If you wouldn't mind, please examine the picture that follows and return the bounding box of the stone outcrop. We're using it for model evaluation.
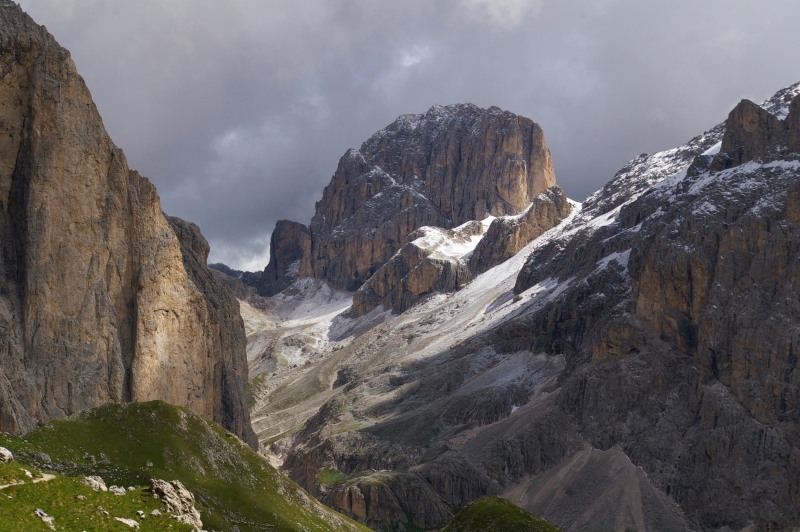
[0,5,255,447]
[259,220,312,296]
[323,472,453,532]
[34,509,56,530]
[711,97,800,170]
[260,103,556,293]
[150,478,203,530]
[469,186,572,275]
[349,186,572,317]
[351,222,483,316]
[81,476,108,492]
[0,447,12,463]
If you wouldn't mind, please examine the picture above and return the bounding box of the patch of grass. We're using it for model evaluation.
[0,467,194,532]
[262,426,300,445]
[0,461,41,485]
[440,497,563,532]
[0,401,371,532]
[246,371,271,408]
[318,468,347,485]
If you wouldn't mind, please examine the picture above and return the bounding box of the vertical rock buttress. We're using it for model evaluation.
[0,4,256,447]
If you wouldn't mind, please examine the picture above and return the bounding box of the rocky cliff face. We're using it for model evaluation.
[469,185,572,275]
[0,5,255,447]
[510,89,800,530]
[260,104,556,293]
[350,222,483,316]
[350,185,572,317]
[253,82,800,532]
[259,220,312,296]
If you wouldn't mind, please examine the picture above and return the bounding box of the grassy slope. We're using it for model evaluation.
[440,497,563,532]
[0,460,195,531]
[0,401,371,532]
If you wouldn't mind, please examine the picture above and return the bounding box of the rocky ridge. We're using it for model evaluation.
[0,4,255,447]
[248,82,800,531]
[350,185,572,317]
[350,220,486,317]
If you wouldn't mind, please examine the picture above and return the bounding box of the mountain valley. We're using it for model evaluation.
[1,2,799,531]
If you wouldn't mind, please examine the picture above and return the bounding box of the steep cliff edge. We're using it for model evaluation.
[0,4,255,447]
[259,220,312,296]
[260,104,556,294]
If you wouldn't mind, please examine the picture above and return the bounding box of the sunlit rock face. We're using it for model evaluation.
[0,5,256,448]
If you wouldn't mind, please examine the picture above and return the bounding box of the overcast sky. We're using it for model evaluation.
[17,0,800,271]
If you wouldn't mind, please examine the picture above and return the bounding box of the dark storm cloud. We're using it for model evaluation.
[17,0,800,270]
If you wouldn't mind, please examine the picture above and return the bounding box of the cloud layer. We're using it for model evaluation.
[17,0,800,270]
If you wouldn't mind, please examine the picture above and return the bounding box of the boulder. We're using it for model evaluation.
[34,509,55,530]
[150,478,203,530]
[81,476,108,492]
[114,517,139,529]
[0,447,12,463]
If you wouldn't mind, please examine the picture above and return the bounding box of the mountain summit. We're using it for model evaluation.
[260,103,557,294]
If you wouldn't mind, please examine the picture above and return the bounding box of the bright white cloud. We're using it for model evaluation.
[400,44,432,67]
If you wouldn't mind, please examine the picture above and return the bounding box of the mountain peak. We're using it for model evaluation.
[261,104,556,293]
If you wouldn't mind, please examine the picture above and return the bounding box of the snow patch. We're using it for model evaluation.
[594,249,631,273]
[702,141,722,156]
[285,260,301,277]
[411,225,485,261]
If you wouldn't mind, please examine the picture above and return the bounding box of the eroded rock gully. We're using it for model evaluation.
[0,5,255,447]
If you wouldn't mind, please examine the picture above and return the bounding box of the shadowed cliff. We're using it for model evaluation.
[0,4,256,448]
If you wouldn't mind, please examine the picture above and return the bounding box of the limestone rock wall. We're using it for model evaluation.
[711,97,800,170]
[261,103,556,293]
[259,220,312,296]
[270,85,800,531]
[508,92,800,529]
[166,217,257,448]
[0,4,255,447]
[349,186,572,317]
[351,223,482,316]
[469,186,572,275]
